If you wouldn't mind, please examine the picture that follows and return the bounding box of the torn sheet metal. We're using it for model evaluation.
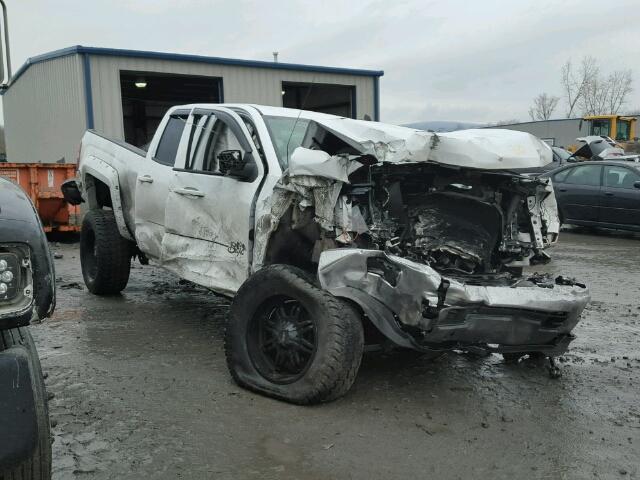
[269,175,343,231]
[303,118,553,169]
[318,248,590,349]
[288,147,361,183]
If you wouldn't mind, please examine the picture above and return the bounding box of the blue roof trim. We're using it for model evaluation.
[5,45,384,90]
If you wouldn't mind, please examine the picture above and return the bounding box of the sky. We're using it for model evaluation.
[3,0,640,124]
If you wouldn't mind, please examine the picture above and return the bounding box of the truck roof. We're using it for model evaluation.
[164,103,554,170]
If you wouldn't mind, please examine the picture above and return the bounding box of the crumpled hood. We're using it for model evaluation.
[307,117,553,169]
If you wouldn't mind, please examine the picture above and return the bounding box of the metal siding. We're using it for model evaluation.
[496,119,588,148]
[89,55,376,141]
[3,54,86,163]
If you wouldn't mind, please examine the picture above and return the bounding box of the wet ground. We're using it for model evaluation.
[32,228,640,479]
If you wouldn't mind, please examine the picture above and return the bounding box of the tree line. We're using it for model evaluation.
[528,57,633,121]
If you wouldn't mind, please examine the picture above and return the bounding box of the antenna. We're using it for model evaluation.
[0,0,11,87]
[285,77,316,161]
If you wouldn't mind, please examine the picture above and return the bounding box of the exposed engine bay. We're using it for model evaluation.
[259,118,588,356]
[339,163,558,278]
[264,121,559,284]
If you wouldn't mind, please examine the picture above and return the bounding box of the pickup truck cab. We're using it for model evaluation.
[64,104,590,404]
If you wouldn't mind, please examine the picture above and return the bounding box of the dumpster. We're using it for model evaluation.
[0,163,80,232]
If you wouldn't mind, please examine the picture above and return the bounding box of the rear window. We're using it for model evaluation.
[155,116,188,166]
[605,165,640,189]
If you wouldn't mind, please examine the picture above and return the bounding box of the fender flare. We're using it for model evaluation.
[326,286,437,352]
[81,158,134,241]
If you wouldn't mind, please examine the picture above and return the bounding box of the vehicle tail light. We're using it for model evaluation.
[0,253,20,300]
[0,246,33,316]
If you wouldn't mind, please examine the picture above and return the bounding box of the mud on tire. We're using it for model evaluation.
[80,209,132,295]
[224,265,364,405]
[0,327,51,480]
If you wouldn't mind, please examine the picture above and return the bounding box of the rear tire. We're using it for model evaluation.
[0,327,51,480]
[225,265,364,405]
[80,209,132,295]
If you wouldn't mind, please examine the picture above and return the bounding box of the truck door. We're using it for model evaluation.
[162,107,264,295]
[600,164,640,226]
[134,109,191,260]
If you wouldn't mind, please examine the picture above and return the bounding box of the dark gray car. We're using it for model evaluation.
[543,160,640,231]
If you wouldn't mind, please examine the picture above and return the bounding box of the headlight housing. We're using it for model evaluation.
[0,244,34,317]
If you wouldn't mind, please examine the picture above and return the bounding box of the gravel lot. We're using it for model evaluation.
[32,228,640,479]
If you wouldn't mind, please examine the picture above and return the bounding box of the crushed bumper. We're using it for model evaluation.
[318,249,590,354]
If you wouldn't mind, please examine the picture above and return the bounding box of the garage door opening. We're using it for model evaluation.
[282,82,355,118]
[120,71,222,148]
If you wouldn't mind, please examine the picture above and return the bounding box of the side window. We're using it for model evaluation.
[553,168,571,183]
[564,165,602,186]
[605,166,640,189]
[186,114,250,174]
[155,115,188,166]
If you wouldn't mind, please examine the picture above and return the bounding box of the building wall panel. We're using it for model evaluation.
[89,55,376,140]
[3,55,86,163]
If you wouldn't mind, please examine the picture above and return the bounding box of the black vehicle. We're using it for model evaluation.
[0,177,55,479]
[543,160,640,231]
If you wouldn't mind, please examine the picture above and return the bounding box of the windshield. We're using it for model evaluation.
[264,116,310,170]
[552,147,572,161]
[590,119,611,137]
[616,120,631,141]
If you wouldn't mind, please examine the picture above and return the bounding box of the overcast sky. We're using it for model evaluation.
[4,0,640,124]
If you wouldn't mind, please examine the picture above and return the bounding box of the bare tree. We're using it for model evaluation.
[606,70,633,114]
[561,57,598,117]
[528,93,560,121]
[579,68,633,115]
[561,57,633,116]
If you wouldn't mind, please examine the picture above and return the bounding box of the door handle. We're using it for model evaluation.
[138,175,154,184]
[173,187,205,198]
[558,188,567,192]
[604,191,614,196]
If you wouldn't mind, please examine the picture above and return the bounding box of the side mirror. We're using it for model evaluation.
[217,150,245,173]
[634,181,640,189]
[217,150,257,181]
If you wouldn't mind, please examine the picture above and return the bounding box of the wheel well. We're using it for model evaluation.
[85,174,113,209]
[337,297,385,346]
[262,206,318,273]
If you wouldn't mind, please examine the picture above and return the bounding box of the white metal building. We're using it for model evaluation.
[1,46,383,163]
[491,116,640,148]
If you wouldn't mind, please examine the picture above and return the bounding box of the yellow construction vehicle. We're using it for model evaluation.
[583,115,636,141]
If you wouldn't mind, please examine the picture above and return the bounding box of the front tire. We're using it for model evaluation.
[0,328,51,480]
[225,265,364,405]
[80,209,132,295]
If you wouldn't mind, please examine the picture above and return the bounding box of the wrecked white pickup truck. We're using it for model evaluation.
[63,104,590,404]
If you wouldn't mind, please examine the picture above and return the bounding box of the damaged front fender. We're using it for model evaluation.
[318,249,590,354]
